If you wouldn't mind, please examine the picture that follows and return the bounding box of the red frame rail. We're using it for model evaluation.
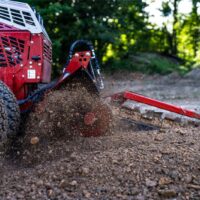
[113,91,200,120]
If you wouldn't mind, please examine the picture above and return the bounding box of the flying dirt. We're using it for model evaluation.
[15,85,113,166]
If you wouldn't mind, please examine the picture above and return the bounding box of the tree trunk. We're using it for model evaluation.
[191,0,199,57]
[172,0,178,55]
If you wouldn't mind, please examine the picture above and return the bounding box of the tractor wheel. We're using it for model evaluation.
[0,98,8,144]
[0,81,20,137]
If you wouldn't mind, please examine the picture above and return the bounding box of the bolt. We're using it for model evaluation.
[75,53,79,57]
[86,52,90,56]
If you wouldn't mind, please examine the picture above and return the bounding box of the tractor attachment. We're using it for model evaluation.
[17,40,104,112]
[109,91,200,126]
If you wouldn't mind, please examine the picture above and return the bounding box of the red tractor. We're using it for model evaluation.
[0,0,106,143]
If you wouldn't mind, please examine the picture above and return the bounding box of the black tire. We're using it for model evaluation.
[0,98,8,144]
[0,81,20,137]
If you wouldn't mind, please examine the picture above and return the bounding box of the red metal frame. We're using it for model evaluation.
[64,51,91,73]
[0,22,92,114]
[0,24,52,100]
[18,50,92,112]
[56,51,91,87]
[111,91,200,120]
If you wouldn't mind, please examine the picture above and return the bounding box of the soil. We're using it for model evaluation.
[1,71,200,200]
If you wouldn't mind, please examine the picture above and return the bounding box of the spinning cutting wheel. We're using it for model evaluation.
[70,101,112,137]
[60,83,112,137]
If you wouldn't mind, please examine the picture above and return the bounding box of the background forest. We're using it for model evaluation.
[18,0,200,75]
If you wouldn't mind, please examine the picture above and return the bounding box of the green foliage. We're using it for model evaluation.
[104,53,180,75]
[14,0,200,75]
[146,55,179,75]
[160,2,172,17]
[18,0,122,76]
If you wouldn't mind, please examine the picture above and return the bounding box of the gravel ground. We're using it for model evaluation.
[1,71,200,200]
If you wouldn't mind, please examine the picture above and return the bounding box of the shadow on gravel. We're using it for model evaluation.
[119,118,160,132]
[1,116,159,170]
[1,85,161,169]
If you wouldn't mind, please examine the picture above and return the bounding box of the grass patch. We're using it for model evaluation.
[103,52,182,75]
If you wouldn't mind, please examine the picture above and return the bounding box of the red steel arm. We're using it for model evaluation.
[123,91,200,120]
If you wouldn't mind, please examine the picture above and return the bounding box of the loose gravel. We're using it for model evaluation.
[0,72,200,200]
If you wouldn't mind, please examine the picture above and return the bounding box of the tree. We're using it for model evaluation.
[18,0,122,75]
[13,0,199,74]
[172,0,179,55]
[191,0,200,58]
